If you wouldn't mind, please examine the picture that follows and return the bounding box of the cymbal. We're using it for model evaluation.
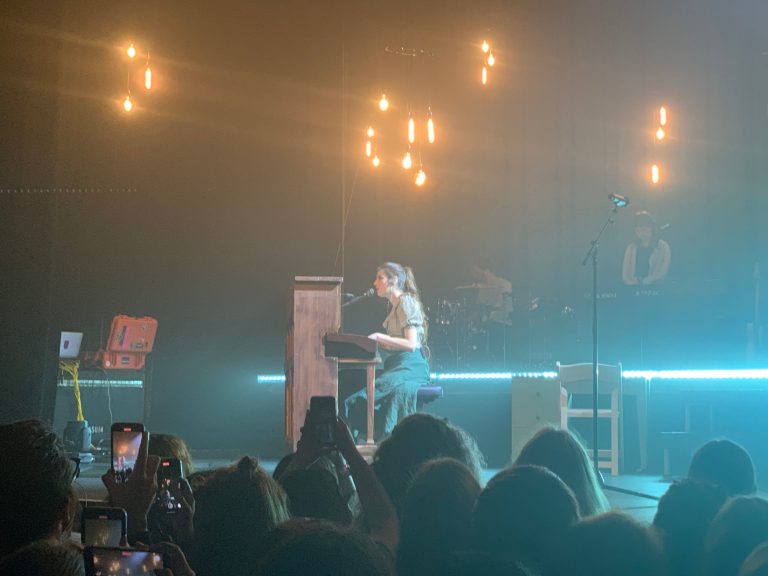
[456,284,504,293]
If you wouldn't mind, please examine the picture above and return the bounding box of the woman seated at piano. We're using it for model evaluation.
[622,210,671,286]
[344,262,430,439]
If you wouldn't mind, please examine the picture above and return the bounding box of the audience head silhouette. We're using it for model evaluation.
[372,413,484,513]
[702,496,768,576]
[255,518,395,576]
[148,432,195,475]
[740,542,768,576]
[515,427,609,517]
[0,420,76,557]
[653,478,727,576]
[554,511,665,576]
[191,456,290,575]
[473,464,579,573]
[278,467,352,525]
[0,541,84,576]
[398,458,482,576]
[688,439,757,496]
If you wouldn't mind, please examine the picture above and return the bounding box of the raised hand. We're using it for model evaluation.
[102,431,160,533]
[165,477,195,546]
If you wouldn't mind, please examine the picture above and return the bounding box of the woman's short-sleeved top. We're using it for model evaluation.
[383,293,425,346]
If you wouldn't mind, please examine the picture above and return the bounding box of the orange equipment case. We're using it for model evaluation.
[107,315,158,353]
[80,315,159,370]
[101,351,148,370]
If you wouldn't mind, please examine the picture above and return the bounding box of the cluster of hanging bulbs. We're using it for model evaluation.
[366,93,436,187]
[650,106,668,185]
[122,42,154,113]
[656,106,667,141]
[481,39,495,86]
[364,126,380,167]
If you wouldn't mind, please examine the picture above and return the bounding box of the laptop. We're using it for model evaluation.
[59,331,83,359]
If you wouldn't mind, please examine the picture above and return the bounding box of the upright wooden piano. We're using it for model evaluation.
[284,276,379,449]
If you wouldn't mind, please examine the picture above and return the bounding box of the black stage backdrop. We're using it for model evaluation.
[2,0,767,449]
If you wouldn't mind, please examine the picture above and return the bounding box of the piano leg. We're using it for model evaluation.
[366,363,376,445]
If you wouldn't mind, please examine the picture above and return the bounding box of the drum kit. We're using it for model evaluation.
[427,285,577,370]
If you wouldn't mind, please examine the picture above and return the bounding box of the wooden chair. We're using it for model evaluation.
[557,362,622,476]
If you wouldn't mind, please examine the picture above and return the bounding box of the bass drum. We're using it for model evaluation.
[427,299,463,371]
[430,298,461,326]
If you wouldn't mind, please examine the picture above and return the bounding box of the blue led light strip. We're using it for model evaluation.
[257,374,288,383]
[257,371,559,384]
[622,369,768,380]
[258,368,768,384]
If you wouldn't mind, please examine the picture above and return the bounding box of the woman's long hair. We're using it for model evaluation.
[398,458,482,576]
[191,456,290,575]
[514,427,609,517]
[377,262,429,350]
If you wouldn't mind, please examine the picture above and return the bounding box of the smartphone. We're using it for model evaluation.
[111,423,144,483]
[81,507,127,547]
[309,395,337,446]
[84,547,162,576]
[155,457,184,514]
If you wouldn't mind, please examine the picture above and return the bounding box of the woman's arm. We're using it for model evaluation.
[334,418,399,554]
[369,327,420,352]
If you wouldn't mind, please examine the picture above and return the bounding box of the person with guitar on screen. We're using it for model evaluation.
[622,210,671,286]
[344,262,430,439]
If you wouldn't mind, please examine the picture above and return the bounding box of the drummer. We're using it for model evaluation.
[461,258,511,325]
[470,258,512,306]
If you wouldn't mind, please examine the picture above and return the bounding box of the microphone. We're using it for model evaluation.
[608,193,630,208]
[342,288,375,307]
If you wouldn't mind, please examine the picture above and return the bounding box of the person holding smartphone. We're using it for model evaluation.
[101,430,160,544]
[80,507,127,547]
[148,458,195,547]
[344,262,430,439]
[277,415,399,555]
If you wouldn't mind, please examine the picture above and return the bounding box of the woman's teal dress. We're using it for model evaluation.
[344,293,429,437]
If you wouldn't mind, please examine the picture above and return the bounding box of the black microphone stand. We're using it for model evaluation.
[581,203,659,501]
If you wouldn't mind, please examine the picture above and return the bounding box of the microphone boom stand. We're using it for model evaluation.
[581,204,659,501]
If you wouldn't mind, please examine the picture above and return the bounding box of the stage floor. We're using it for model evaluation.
[75,456,669,524]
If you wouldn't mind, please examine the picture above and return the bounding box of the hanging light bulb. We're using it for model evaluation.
[481,40,490,53]
[415,168,427,187]
[659,106,667,126]
[651,164,660,185]
[402,150,413,170]
[408,115,415,144]
[427,110,435,144]
[367,126,375,138]
[144,67,152,90]
[482,66,488,85]
[365,140,372,158]
[127,43,136,59]
[372,155,381,167]
[487,51,496,67]
[656,127,665,141]
[379,93,389,111]
[123,95,133,112]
